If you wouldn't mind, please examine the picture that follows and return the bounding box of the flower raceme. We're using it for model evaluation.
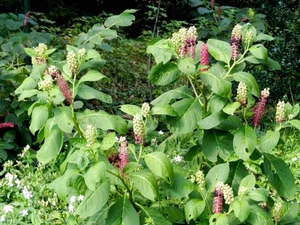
[275,101,285,123]
[0,122,14,129]
[237,82,248,107]
[230,24,242,60]
[118,136,128,175]
[213,182,234,214]
[133,114,144,144]
[253,88,270,127]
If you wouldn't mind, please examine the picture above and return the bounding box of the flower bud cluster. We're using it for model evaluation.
[238,186,248,197]
[55,73,73,104]
[230,24,242,60]
[67,51,78,74]
[133,114,144,144]
[213,182,234,213]
[118,136,129,174]
[38,75,53,91]
[275,101,285,123]
[32,43,48,65]
[253,88,270,127]
[170,26,198,59]
[237,82,247,106]
[195,170,205,188]
[0,122,14,129]
[272,202,282,222]
[78,48,86,58]
[85,124,97,147]
[245,30,254,47]
[141,102,150,118]
[200,43,209,71]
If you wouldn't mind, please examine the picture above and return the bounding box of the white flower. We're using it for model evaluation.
[22,186,33,200]
[20,209,28,217]
[173,155,183,163]
[77,195,84,201]
[3,205,13,213]
[70,196,77,204]
[15,179,21,188]
[158,130,164,135]
[0,215,5,222]
[68,204,75,213]
[292,157,298,162]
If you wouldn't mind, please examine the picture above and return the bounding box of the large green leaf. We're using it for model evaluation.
[53,106,74,133]
[205,163,229,192]
[198,111,228,130]
[78,70,106,84]
[263,153,296,198]
[140,206,172,225]
[120,104,141,116]
[238,173,256,193]
[75,179,110,218]
[177,57,196,75]
[144,152,174,185]
[229,161,250,194]
[258,131,280,153]
[232,200,250,222]
[36,125,64,164]
[232,71,260,97]
[77,84,112,103]
[105,196,139,225]
[77,109,127,134]
[151,104,176,116]
[15,77,38,95]
[29,104,49,134]
[207,39,231,64]
[184,199,205,223]
[202,130,233,162]
[84,161,106,191]
[167,98,202,134]
[101,132,116,151]
[280,201,299,224]
[201,69,231,97]
[209,213,229,225]
[151,85,193,105]
[289,119,300,131]
[249,44,268,61]
[247,205,273,225]
[233,125,256,161]
[130,171,160,201]
[104,9,136,27]
[147,39,175,64]
[148,62,181,85]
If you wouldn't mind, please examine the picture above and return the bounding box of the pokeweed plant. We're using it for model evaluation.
[12,11,300,225]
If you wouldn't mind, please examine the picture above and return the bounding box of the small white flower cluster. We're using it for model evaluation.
[68,195,84,213]
[18,145,30,158]
[173,155,183,163]
[4,172,20,188]
[22,186,33,200]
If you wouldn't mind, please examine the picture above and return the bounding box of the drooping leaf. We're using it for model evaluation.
[198,111,228,130]
[84,161,106,191]
[263,153,296,199]
[144,152,174,185]
[130,171,160,201]
[289,119,300,131]
[105,196,139,225]
[258,131,280,153]
[233,125,256,160]
[207,39,231,64]
[29,104,49,135]
[148,62,181,85]
[167,98,202,134]
[53,106,74,133]
[36,125,64,164]
[75,179,110,218]
[232,71,260,97]
[184,199,205,223]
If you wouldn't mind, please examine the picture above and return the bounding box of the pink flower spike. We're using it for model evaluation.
[0,122,14,129]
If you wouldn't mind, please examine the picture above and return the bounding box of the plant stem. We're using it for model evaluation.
[187,74,203,107]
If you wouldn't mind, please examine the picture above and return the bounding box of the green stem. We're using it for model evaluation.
[187,75,203,107]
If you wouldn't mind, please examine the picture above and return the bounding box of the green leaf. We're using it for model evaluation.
[203,130,233,162]
[223,102,241,115]
[167,98,202,134]
[15,77,38,95]
[130,171,160,201]
[147,39,175,64]
[120,104,141,116]
[263,153,296,198]
[209,213,228,225]
[177,57,196,75]
[280,201,299,224]
[232,71,260,97]
[0,149,8,161]
[79,59,106,72]
[289,119,300,130]
[238,173,256,193]
[36,125,63,164]
[140,207,171,225]
[101,132,116,151]
[77,84,112,103]
[151,104,176,116]
[205,163,229,192]
[233,125,256,160]
[266,57,281,70]
[184,199,205,223]
[249,44,268,61]
[29,104,49,134]
[144,152,174,185]
[84,161,106,191]
[77,109,127,134]
[106,196,139,225]
[104,9,136,27]
[207,39,231,64]
[198,111,228,129]
[259,131,280,153]
[75,179,110,218]
[17,89,39,101]
[201,69,231,97]
[255,33,274,42]
[78,70,106,84]
[148,62,181,85]
[53,106,74,133]
[151,85,193,105]
[247,188,268,202]
[5,19,22,30]
[247,205,273,225]
[232,200,250,222]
